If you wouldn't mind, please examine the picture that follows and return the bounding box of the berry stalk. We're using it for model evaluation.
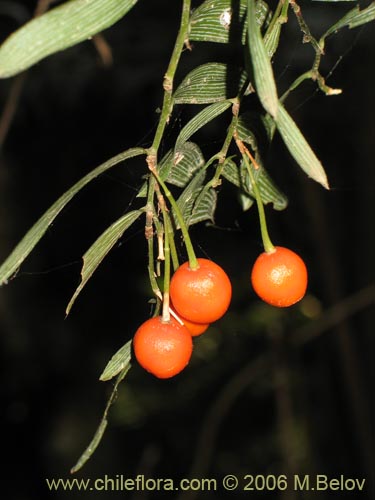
[235,135,275,254]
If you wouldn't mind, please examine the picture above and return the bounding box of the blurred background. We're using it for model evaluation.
[0,1,373,498]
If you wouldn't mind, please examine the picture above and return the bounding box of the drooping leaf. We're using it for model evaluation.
[263,7,288,58]
[0,148,146,287]
[136,142,205,197]
[66,209,144,315]
[322,2,375,39]
[221,158,242,187]
[70,364,130,473]
[174,63,249,104]
[275,103,329,189]
[175,170,217,227]
[189,0,270,45]
[0,0,138,78]
[222,158,288,210]
[164,142,206,187]
[99,339,132,382]
[242,160,288,210]
[174,100,232,154]
[175,170,207,225]
[188,187,218,226]
[70,413,108,474]
[236,114,259,151]
[247,0,279,118]
[238,192,255,211]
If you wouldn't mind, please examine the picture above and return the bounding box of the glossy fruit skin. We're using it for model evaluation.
[251,246,308,307]
[133,316,193,379]
[181,317,210,337]
[170,258,232,324]
[170,305,210,337]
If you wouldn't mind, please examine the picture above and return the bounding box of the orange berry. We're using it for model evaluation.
[170,258,232,324]
[170,304,210,337]
[251,246,308,307]
[181,317,210,337]
[133,316,193,379]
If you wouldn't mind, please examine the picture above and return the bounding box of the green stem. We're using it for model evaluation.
[145,202,163,303]
[289,0,323,55]
[150,0,191,154]
[165,212,179,271]
[211,112,239,186]
[280,70,312,102]
[161,212,171,323]
[152,168,198,270]
[145,0,197,270]
[242,154,275,254]
[263,0,289,58]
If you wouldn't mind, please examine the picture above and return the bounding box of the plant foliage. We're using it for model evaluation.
[0,0,373,472]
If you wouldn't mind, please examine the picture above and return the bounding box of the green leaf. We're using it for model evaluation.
[66,209,144,315]
[189,0,270,45]
[174,100,232,154]
[275,104,329,189]
[174,63,248,104]
[236,114,259,151]
[247,0,279,118]
[322,3,375,39]
[70,413,108,474]
[0,0,138,78]
[70,364,130,473]
[238,192,255,211]
[237,111,275,146]
[175,170,207,225]
[221,158,242,187]
[189,187,218,226]
[99,339,132,382]
[136,142,205,197]
[0,148,146,286]
[243,160,288,210]
[163,142,205,187]
[221,158,288,210]
[175,170,217,227]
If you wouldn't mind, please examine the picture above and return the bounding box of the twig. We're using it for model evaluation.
[92,34,113,67]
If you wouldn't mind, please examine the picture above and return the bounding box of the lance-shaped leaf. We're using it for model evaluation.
[247,0,278,118]
[174,63,248,104]
[237,110,275,147]
[0,0,138,78]
[189,0,270,45]
[188,187,218,226]
[275,103,329,189]
[222,158,288,210]
[136,142,205,197]
[170,167,217,227]
[175,170,207,225]
[174,100,232,154]
[322,3,375,39]
[71,364,130,473]
[66,209,143,315]
[100,339,132,382]
[0,148,146,286]
[161,142,205,187]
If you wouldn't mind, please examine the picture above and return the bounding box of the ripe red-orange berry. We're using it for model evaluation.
[251,246,308,307]
[170,305,210,337]
[181,317,210,337]
[170,258,232,324]
[133,316,193,379]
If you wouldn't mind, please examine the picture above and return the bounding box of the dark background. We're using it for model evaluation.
[0,1,373,499]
